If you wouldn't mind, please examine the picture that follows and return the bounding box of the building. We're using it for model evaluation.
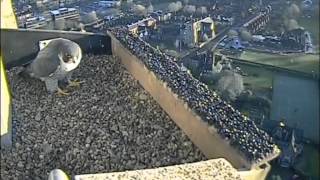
[58,0,81,6]
[127,17,157,35]
[280,28,314,52]
[214,15,234,26]
[15,6,33,27]
[98,0,120,7]
[243,5,272,34]
[302,0,313,9]
[50,7,80,21]
[150,11,172,22]
[35,0,79,8]
[15,4,32,18]
[181,17,215,47]
[36,0,59,9]
[22,16,48,29]
[181,22,194,47]
[83,18,105,32]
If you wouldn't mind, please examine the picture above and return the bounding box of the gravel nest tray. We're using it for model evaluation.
[1,55,206,180]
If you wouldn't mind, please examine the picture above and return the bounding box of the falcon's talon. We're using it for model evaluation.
[67,80,84,87]
[57,88,69,96]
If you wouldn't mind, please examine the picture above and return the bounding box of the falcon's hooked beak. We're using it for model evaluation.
[63,54,76,64]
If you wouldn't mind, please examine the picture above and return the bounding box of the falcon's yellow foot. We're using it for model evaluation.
[67,79,85,87]
[56,88,69,96]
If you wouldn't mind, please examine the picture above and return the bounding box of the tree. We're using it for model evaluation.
[65,19,78,30]
[132,4,147,16]
[183,5,196,15]
[168,1,183,13]
[216,70,244,102]
[45,21,54,30]
[196,6,208,16]
[176,1,182,9]
[240,29,252,41]
[81,11,98,24]
[284,19,300,31]
[79,23,85,32]
[147,4,154,14]
[54,19,66,30]
[168,2,177,12]
[120,0,134,12]
[228,29,239,38]
[287,3,300,19]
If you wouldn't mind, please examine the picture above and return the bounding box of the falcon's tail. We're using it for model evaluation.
[18,65,32,78]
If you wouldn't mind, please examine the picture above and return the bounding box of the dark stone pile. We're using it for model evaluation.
[109,27,276,163]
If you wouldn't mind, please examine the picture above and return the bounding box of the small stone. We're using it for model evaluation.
[35,112,41,121]
[85,137,92,144]
[17,161,24,168]
[122,131,128,136]
[39,155,44,159]
[139,94,147,100]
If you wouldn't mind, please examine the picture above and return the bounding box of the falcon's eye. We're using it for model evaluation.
[63,54,73,63]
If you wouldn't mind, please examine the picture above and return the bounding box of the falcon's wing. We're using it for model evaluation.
[28,42,61,78]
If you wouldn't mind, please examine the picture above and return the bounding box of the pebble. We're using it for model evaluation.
[139,94,148,100]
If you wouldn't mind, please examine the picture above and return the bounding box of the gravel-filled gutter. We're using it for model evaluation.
[1,55,206,179]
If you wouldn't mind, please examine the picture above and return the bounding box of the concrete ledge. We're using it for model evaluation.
[75,159,243,180]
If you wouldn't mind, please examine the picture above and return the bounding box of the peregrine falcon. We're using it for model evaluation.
[20,38,82,95]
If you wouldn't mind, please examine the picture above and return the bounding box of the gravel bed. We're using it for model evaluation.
[1,55,206,180]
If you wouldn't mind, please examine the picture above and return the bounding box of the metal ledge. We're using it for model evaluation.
[1,28,112,69]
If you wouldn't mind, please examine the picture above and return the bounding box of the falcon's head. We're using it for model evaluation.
[57,39,82,72]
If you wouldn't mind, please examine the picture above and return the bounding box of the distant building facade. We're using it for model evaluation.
[83,18,105,32]
[98,0,120,7]
[50,7,80,21]
[150,11,172,22]
[181,17,215,47]
[280,28,314,53]
[127,17,157,35]
[23,16,47,29]
[181,22,194,47]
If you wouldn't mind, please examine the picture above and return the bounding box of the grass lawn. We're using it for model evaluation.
[240,51,319,75]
